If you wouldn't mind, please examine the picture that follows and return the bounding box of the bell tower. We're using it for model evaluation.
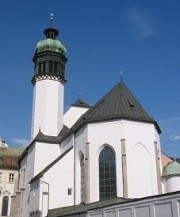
[31,15,67,139]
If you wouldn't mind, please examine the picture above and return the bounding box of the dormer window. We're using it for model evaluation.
[128,100,135,108]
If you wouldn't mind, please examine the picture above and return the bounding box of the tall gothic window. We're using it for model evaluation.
[80,154,85,203]
[2,196,8,216]
[99,146,117,200]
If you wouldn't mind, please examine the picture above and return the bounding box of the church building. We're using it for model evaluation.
[10,20,180,217]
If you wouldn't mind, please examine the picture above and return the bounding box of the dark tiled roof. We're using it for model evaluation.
[35,131,60,143]
[0,147,25,169]
[48,197,128,217]
[170,157,180,164]
[58,125,72,140]
[19,131,60,163]
[35,126,72,143]
[0,156,19,169]
[72,81,161,133]
[177,158,180,164]
[0,147,25,157]
[71,99,91,108]
[48,191,180,217]
[19,126,72,163]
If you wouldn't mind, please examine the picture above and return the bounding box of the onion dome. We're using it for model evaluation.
[35,28,67,55]
[162,161,180,177]
[32,24,68,83]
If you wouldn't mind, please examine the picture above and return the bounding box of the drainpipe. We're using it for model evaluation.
[40,179,50,216]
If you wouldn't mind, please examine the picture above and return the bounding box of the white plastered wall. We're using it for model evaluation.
[20,145,35,217]
[87,121,124,202]
[74,126,88,205]
[74,119,161,203]
[31,79,64,139]
[163,175,180,192]
[34,141,61,176]
[29,136,74,216]
[64,106,89,128]
[20,141,61,216]
[123,120,160,198]
[42,148,74,211]
[29,179,41,214]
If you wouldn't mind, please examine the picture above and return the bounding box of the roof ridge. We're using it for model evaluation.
[71,98,91,108]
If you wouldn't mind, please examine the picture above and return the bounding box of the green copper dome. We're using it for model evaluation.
[36,38,67,55]
[35,27,67,56]
[32,27,68,84]
[162,161,180,176]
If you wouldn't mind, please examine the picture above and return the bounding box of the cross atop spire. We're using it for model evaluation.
[50,13,54,27]
[78,92,82,99]
[119,71,124,81]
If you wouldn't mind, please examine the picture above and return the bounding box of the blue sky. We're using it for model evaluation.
[0,0,179,157]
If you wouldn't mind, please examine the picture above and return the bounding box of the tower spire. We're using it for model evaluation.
[31,22,68,138]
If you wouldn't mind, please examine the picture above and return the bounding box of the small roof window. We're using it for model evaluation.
[128,100,135,108]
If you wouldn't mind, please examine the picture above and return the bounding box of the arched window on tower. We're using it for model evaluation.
[2,196,9,216]
[42,61,46,73]
[99,146,117,200]
[38,62,42,74]
[54,62,58,74]
[80,153,85,203]
[49,61,53,73]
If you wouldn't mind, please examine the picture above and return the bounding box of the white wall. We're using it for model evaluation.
[123,120,159,198]
[29,179,41,213]
[21,116,162,215]
[28,137,74,216]
[74,119,161,203]
[164,176,180,192]
[20,145,36,217]
[31,79,64,139]
[61,134,74,153]
[20,140,61,216]
[64,106,89,128]
[87,121,124,202]
[43,148,74,209]
[74,126,88,205]
[34,141,61,176]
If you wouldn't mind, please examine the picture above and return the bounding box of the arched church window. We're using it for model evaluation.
[99,146,116,200]
[2,196,9,216]
[80,154,85,203]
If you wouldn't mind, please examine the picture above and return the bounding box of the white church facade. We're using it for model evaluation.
[10,22,180,217]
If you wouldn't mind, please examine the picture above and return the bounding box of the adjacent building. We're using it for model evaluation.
[0,140,24,216]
